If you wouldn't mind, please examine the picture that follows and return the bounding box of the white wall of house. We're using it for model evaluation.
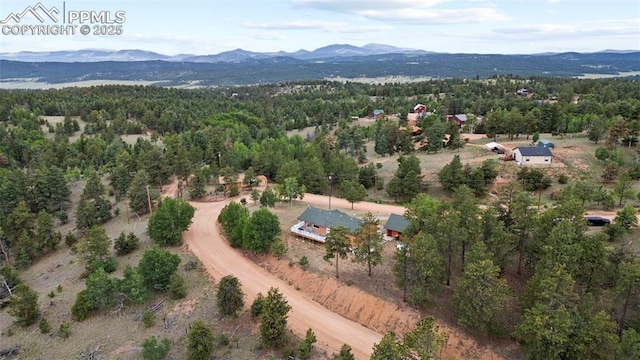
[513,149,552,165]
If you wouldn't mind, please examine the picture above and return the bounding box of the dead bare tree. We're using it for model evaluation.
[0,344,20,359]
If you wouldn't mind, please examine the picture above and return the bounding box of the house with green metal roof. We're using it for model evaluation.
[291,206,362,243]
[383,213,410,240]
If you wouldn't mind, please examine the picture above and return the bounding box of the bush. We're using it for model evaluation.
[88,257,117,274]
[56,211,68,224]
[58,321,70,338]
[605,222,625,241]
[65,233,78,249]
[143,311,155,328]
[217,333,230,347]
[114,232,140,256]
[270,238,286,259]
[557,173,569,184]
[138,247,181,292]
[71,290,95,321]
[39,317,50,334]
[142,336,171,360]
[299,256,309,269]
[168,274,187,299]
[188,320,215,360]
[216,275,245,317]
[297,328,317,359]
[250,292,265,317]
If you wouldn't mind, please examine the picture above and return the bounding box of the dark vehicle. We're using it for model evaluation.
[585,216,611,226]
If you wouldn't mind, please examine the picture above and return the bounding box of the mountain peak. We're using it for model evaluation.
[0,44,635,63]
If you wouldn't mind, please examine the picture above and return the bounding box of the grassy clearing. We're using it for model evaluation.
[41,116,151,145]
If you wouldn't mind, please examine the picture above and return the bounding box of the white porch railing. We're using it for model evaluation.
[290,221,326,243]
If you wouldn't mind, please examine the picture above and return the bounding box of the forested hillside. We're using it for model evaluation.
[0,77,638,359]
[1,51,638,86]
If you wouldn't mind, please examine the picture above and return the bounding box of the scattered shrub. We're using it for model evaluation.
[114,232,140,256]
[65,233,78,249]
[39,317,50,334]
[251,292,265,317]
[143,311,155,328]
[142,336,171,360]
[270,238,286,259]
[299,256,309,269]
[557,173,569,184]
[71,290,95,321]
[168,274,187,299]
[218,333,230,347]
[58,321,70,338]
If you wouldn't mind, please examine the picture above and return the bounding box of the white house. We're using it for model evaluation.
[513,146,552,165]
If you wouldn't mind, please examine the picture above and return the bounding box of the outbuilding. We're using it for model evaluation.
[513,146,553,166]
[537,139,555,149]
[383,214,410,240]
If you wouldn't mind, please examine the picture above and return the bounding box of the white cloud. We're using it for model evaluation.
[292,0,449,12]
[494,18,640,40]
[291,0,509,24]
[242,20,392,33]
[360,7,511,23]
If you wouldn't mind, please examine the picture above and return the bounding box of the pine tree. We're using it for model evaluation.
[76,225,112,271]
[352,212,383,276]
[323,226,351,279]
[216,275,245,317]
[7,283,39,326]
[187,319,215,360]
[128,170,157,215]
[147,198,195,246]
[259,287,291,348]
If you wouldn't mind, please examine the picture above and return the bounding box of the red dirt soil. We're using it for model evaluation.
[171,179,506,360]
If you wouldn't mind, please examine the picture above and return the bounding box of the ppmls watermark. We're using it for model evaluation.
[1,2,126,36]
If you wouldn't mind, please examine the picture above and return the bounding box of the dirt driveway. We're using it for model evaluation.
[183,199,382,359]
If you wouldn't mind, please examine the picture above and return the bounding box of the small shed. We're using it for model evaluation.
[373,109,385,119]
[383,214,410,240]
[537,139,555,149]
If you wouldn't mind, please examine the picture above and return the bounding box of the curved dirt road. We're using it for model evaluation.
[183,199,382,359]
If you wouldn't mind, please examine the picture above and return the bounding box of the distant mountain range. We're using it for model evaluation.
[1,45,638,87]
[0,44,434,63]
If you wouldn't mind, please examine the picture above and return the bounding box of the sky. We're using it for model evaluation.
[1,0,639,55]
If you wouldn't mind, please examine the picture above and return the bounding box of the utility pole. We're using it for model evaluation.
[328,174,333,209]
[146,185,153,215]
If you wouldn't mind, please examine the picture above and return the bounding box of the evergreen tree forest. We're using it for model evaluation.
[0,76,639,359]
